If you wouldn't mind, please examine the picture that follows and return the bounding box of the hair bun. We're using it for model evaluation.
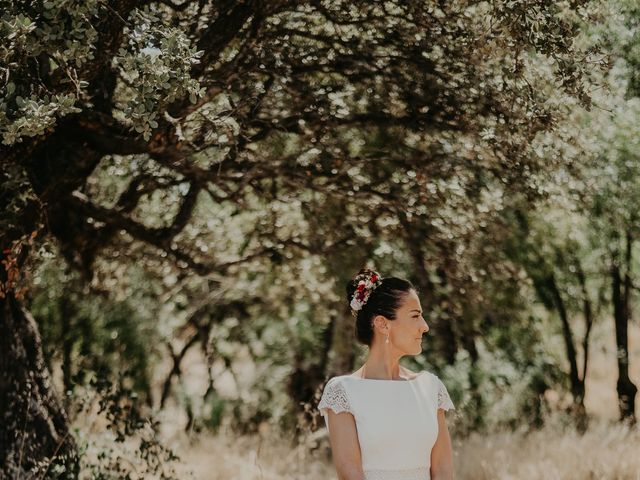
[344,270,416,346]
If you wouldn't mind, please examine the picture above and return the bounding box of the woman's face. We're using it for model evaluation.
[386,290,429,355]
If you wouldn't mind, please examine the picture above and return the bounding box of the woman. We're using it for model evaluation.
[317,268,455,480]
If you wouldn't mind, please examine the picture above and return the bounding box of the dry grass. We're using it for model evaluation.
[71,319,639,479]
[454,419,640,480]
[168,320,640,480]
[168,418,640,480]
[173,428,334,480]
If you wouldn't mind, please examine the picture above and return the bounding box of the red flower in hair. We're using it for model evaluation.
[350,272,384,317]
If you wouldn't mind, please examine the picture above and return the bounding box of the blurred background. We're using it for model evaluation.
[1,0,639,479]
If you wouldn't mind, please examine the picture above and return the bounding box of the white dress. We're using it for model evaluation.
[317,370,455,480]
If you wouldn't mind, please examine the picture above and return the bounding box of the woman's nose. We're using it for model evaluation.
[421,318,429,333]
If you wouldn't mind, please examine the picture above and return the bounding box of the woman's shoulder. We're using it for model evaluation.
[318,376,354,417]
[322,373,358,387]
[420,370,456,411]
[319,374,353,393]
[417,368,437,379]
[398,366,439,381]
[403,366,428,380]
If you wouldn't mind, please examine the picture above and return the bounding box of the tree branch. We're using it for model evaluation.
[155,0,193,12]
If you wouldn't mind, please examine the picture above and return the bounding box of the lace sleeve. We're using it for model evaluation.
[435,376,455,411]
[318,377,353,418]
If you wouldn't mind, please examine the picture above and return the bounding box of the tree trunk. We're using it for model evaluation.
[573,256,594,432]
[59,295,75,409]
[532,269,588,425]
[327,308,357,376]
[0,293,79,478]
[289,310,335,432]
[398,211,458,365]
[0,117,106,476]
[460,328,484,431]
[546,274,584,408]
[516,212,589,424]
[611,235,638,423]
[426,265,458,365]
[1,159,80,477]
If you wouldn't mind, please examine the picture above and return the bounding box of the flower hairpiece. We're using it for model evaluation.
[350,273,383,317]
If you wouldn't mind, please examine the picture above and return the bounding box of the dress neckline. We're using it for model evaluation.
[346,370,427,383]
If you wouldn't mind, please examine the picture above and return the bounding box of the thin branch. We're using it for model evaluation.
[155,0,192,11]
[160,335,199,408]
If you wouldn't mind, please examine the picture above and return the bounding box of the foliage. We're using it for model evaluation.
[113,8,205,140]
[27,243,160,405]
[2,0,639,465]
[0,0,103,144]
[73,374,181,480]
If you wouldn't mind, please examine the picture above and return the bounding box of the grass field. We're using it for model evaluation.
[74,319,640,479]
[171,417,640,480]
[170,320,640,480]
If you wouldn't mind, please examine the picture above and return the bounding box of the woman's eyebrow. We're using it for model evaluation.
[410,309,422,313]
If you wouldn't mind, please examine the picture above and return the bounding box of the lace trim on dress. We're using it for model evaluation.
[363,466,430,480]
[435,376,455,411]
[318,378,353,416]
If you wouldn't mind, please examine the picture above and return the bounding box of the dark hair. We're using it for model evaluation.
[345,268,416,346]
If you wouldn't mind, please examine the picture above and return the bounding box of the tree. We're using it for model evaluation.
[503,202,601,430]
[568,0,640,422]
[1,0,600,473]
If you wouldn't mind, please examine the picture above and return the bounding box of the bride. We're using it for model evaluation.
[318,268,455,480]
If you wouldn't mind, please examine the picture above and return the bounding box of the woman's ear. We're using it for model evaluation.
[372,314,388,333]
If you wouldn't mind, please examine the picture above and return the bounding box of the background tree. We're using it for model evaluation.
[0,0,609,475]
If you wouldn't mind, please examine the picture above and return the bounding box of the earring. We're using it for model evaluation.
[385,334,389,344]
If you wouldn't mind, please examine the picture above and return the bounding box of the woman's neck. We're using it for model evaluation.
[360,352,405,380]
